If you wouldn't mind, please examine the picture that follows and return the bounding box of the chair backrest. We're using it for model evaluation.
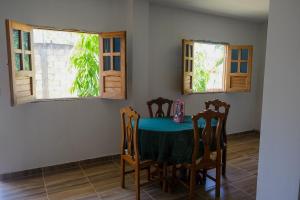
[147,97,173,118]
[120,106,140,161]
[191,109,225,166]
[205,99,230,134]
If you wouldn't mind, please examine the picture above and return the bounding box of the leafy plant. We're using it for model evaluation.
[193,49,210,92]
[70,33,100,97]
[193,44,225,92]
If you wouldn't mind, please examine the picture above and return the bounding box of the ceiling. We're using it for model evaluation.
[149,0,269,22]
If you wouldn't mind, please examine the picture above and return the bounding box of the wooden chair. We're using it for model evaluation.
[120,107,155,200]
[147,97,174,189]
[179,109,225,199]
[147,97,173,118]
[205,99,230,176]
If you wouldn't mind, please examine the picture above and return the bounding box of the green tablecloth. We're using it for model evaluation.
[138,116,217,164]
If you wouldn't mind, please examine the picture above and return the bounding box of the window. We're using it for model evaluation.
[6,20,127,106]
[33,29,99,99]
[226,45,253,92]
[182,39,253,94]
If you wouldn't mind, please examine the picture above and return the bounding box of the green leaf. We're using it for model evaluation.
[70,33,100,97]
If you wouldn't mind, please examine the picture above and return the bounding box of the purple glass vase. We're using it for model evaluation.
[173,99,185,123]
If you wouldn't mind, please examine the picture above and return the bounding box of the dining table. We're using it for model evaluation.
[138,115,218,191]
[138,115,218,163]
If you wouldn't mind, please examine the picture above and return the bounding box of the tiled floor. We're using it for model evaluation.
[0,132,259,200]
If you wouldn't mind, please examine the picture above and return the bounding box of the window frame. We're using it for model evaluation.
[225,45,253,92]
[99,31,127,99]
[182,39,253,95]
[6,20,36,106]
[6,19,127,105]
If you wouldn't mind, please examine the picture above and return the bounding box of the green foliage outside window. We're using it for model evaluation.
[193,51,210,92]
[193,44,224,92]
[70,33,100,97]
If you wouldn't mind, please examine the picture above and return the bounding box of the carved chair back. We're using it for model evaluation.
[147,97,173,118]
[120,106,140,162]
[205,99,230,139]
[191,109,225,167]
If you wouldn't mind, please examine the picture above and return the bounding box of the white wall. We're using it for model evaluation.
[0,0,134,174]
[130,0,150,115]
[257,0,300,199]
[0,0,266,174]
[254,23,268,130]
[149,4,267,134]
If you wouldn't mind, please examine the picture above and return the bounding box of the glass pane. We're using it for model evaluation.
[240,62,248,73]
[15,53,22,71]
[185,60,189,72]
[185,44,189,57]
[231,49,239,60]
[190,45,193,57]
[23,32,31,50]
[231,62,238,73]
[190,60,193,72]
[113,38,121,52]
[24,54,31,71]
[103,38,110,53]
[103,56,111,71]
[113,56,120,71]
[13,30,21,49]
[241,49,249,60]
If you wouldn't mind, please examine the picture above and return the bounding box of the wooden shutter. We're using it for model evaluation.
[182,39,194,94]
[225,45,253,92]
[99,31,126,99]
[6,20,36,106]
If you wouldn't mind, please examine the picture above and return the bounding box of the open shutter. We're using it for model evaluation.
[225,45,253,92]
[99,31,126,99]
[6,20,36,106]
[182,39,194,94]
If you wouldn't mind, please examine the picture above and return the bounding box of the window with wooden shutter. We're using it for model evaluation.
[99,31,126,99]
[6,20,36,106]
[225,45,253,92]
[182,39,194,94]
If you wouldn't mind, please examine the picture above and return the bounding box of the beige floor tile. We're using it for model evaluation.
[0,132,260,200]
[98,187,151,200]
[88,169,134,193]
[47,177,97,200]
[143,182,187,200]
[0,176,47,200]
[231,175,257,196]
[44,168,85,186]
[81,161,119,177]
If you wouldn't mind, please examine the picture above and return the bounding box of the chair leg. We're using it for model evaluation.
[222,147,227,176]
[158,164,163,188]
[172,165,177,179]
[189,169,196,200]
[147,166,151,181]
[203,169,207,184]
[216,165,221,198]
[121,159,125,188]
[162,162,168,192]
[135,166,141,200]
